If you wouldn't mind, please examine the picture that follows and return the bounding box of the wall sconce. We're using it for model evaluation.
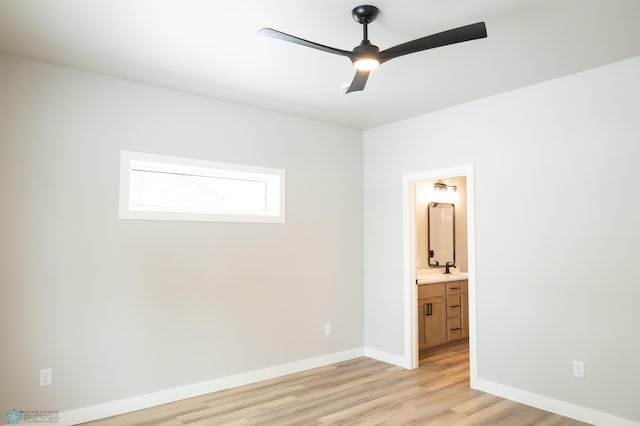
[433,182,457,192]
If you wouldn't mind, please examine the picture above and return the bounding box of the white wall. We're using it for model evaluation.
[364,56,640,422]
[0,54,363,414]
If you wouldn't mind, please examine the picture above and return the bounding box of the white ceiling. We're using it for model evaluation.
[1,0,639,129]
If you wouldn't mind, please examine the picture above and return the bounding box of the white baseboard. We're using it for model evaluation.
[477,378,639,426]
[363,347,409,368]
[58,347,364,426]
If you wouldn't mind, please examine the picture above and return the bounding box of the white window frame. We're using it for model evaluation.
[119,150,286,223]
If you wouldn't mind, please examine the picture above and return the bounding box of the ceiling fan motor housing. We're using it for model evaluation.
[352,41,380,62]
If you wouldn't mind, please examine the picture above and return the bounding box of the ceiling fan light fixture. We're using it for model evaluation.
[353,57,379,71]
[352,42,380,71]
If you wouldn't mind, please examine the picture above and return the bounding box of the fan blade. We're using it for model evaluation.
[259,28,352,58]
[345,70,370,94]
[380,22,487,62]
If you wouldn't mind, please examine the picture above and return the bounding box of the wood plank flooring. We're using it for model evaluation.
[81,343,589,425]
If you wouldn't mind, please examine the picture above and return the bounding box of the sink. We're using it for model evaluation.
[417,272,468,284]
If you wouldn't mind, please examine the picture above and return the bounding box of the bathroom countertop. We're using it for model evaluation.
[417,272,468,284]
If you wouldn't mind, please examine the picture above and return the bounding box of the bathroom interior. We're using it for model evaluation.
[415,176,469,361]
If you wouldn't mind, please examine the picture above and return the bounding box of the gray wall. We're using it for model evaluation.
[0,54,363,412]
[364,56,640,422]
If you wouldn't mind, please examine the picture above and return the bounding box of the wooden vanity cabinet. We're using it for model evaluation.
[419,279,469,351]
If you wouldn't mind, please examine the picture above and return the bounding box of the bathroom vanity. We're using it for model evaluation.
[417,275,468,352]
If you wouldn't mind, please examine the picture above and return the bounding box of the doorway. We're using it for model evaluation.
[402,165,478,389]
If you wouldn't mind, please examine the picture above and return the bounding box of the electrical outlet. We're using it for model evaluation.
[324,323,331,336]
[573,360,584,378]
[40,368,52,386]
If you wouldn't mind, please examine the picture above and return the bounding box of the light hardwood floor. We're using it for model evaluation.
[81,343,589,425]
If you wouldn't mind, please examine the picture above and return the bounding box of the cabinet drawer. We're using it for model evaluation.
[446,295,461,318]
[418,283,445,298]
[446,281,461,294]
[447,317,462,341]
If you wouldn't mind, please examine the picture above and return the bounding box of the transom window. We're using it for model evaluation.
[119,151,285,223]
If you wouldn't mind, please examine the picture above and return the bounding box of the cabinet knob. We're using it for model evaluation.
[450,304,460,308]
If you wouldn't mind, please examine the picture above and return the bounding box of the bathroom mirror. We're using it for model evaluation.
[428,202,455,267]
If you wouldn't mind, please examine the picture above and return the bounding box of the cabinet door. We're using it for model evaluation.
[422,297,447,348]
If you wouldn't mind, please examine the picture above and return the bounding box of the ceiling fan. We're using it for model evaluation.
[259,5,487,94]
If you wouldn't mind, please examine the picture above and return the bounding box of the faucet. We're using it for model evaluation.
[444,261,454,274]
